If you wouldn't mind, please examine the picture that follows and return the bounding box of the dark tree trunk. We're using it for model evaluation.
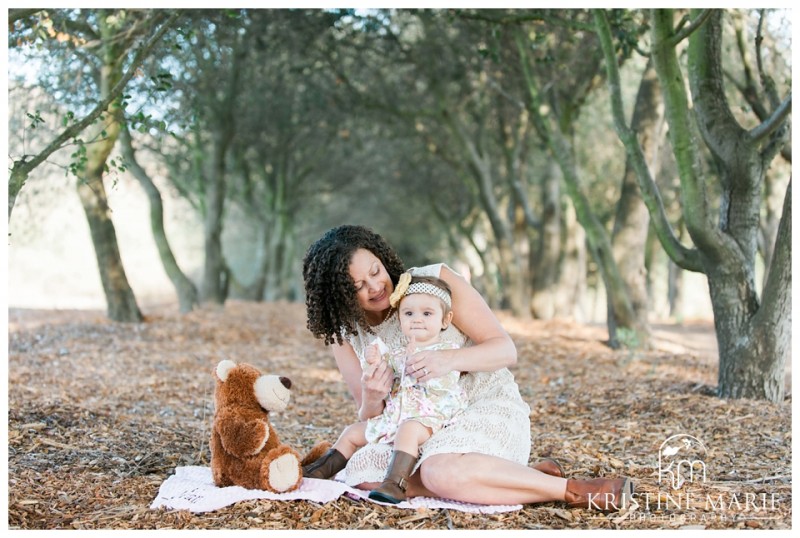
[667,260,684,319]
[562,205,588,321]
[687,11,791,402]
[199,34,245,305]
[714,179,791,402]
[531,160,563,319]
[75,12,142,323]
[200,136,228,305]
[119,127,198,313]
[610,58,665,345]
[77,116,143,323]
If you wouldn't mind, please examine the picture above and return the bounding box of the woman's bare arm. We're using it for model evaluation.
[332,341,392,421]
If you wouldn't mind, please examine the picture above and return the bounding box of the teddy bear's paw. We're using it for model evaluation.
[265,452,302,492]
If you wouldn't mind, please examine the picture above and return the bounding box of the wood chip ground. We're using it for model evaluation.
[7,301,792,530]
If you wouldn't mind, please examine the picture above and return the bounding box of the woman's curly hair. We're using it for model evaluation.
[302,225,405,346]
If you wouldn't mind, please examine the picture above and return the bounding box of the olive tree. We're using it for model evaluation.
[595,9,791,402]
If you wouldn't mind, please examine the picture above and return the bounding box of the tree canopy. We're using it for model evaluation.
[7,8,791,401]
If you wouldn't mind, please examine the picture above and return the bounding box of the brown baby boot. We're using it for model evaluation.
[302,448,348,480]
[367,450,418,504]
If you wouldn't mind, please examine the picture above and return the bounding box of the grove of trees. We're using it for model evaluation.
[7,8,791,402]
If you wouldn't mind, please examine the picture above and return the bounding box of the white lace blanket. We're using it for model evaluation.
[150,466,521,514]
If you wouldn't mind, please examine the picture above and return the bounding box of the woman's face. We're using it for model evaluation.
[348,248,393,319]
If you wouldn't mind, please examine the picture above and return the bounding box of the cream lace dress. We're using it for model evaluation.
[341,263,532,487]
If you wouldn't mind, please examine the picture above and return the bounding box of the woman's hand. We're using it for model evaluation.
[332,340,390,420]
[361,344,393,404]
[405,344,455,382]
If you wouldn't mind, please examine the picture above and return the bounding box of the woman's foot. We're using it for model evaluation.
[564,477,634,512]
[532,458,566,478]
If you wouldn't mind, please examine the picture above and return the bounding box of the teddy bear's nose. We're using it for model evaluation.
[279,377,292,390]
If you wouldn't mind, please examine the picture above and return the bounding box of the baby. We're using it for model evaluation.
[303,274,466,503]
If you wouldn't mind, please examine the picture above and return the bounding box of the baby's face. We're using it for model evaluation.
[398,293,447,347]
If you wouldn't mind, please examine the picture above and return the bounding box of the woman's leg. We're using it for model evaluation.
[415,453,632,510]
[417,453,567,505]
[354,455,563,501]
[358,454,630,510]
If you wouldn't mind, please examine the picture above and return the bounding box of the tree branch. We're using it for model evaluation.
[755,9,782,109]
[9,9,43,24]
[594,9,702,272]
[650,9,725,259]
[667,8,713,46]
[749,93,792,144]
[10,11,180,179]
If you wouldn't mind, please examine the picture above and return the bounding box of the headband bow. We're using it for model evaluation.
[389,272,451,308]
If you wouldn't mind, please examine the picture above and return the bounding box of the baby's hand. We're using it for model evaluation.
[405,335,416,357]
[365,344,381,365]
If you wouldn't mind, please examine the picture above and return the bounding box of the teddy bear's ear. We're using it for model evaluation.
[216,360,237,382]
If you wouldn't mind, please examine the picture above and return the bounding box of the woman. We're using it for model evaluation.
[302,224,632,511]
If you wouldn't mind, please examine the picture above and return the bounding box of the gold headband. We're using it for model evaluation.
[389,272,451,308]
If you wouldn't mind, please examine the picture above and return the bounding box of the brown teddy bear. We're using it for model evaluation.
[210,360,330,492]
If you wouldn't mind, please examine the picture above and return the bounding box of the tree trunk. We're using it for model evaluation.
[264,214,286,301]
[610,58,664,344]
[600,9,791,401]
[200,137,228,305]
[548,129,643,346]
[277,223,298,301]
[200,35,245,305]
[77,116,142,323]
[561,203,588,321]
[447,116,527,316]
[758,171,785,288]
[530,160,563,319]
[513,164,590,321]
[686,10,790,401]
[119,127,198,313]
[709,267,782,401]
[74,12,142,323]
[713,183,790,400]
[245,218,272,301]
[667,260,684,319]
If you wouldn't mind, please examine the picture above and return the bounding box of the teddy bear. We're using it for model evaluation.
[210,359,330,492]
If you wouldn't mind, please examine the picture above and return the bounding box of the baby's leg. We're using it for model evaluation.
[333,421,368,459]
[367,421,432,504]
[392,420,432,456]
[303,422,367,480]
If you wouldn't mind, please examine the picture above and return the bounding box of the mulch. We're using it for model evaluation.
[7,301,792,530]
